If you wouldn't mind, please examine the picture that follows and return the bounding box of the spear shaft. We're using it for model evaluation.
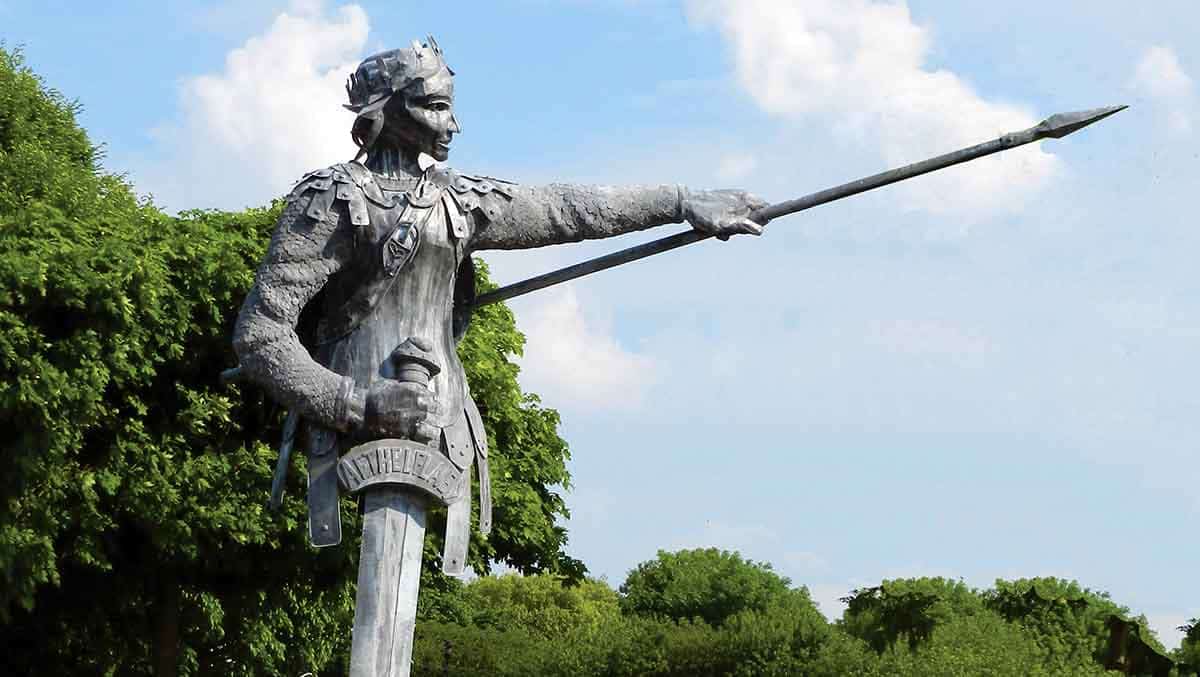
[473,105,1126,308]
[218,106,1125,386]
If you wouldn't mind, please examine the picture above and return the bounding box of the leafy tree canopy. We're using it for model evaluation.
[1178,618,1200,673]
[0,45,579,675]
[841,576,986,652]
[618,547,811,628]
[984,576,1145,671]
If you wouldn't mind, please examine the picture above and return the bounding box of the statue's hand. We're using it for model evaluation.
[363,380,442,442]
[682,188,769,241]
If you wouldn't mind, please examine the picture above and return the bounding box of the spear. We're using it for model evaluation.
[220,105,1125,517]
[219,105,1125,386]
[473,105,1126,308]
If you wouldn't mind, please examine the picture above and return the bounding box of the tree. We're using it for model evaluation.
[456,573,619,636]
[836,578,1125,676]
[618,547,803,628]
[983,577,1142,672]
[865,612,1111,677]
[1178,618,1200,676]
[840,577,986,652]
[412,569,831,677]
[0,46,579,675]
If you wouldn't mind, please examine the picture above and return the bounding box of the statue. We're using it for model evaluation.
[231,37,765,676]
[231,34,1123,677]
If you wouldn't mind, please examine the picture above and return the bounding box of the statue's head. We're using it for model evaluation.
[345,36,459,163]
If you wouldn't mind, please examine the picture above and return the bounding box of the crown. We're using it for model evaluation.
[345,36,454,113]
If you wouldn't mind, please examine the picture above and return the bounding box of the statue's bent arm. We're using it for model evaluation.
[468,182,684,251]
[232,193,363,432]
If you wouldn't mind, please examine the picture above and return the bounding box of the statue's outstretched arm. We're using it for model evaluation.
[469,183,683,251]
[467,182,765,251]
[232,189,364,432]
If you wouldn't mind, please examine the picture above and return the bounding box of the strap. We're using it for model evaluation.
[306,424,343,547]
[464,395,492,534]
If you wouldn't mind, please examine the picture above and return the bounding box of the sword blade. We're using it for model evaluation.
[349,487,427,677]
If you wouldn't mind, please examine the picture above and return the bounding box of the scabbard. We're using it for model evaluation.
[441,467,471,576]
[269,410,300,511]
[306,423,342,547]
[464,395,492,535]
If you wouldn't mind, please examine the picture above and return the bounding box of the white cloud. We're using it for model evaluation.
[687,0,1060,218]
[1134,46,1194,100]
[1132,45,1195,135]
[141,0,367,210]
[515,286,657,412]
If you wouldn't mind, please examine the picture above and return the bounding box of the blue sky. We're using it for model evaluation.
[5,0,1198,648]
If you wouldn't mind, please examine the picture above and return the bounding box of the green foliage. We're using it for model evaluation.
[455,573,619,637]
[838,577,1134,676]
[412,571,830,677]
[0,46,578,675]
[984,577,1134,671]
[618,547,799,627]
[841,576,986,652]
[1178,618,1200,674]
[0,47,104,217]
[865,612,1112,677]
[409,558,1185,677]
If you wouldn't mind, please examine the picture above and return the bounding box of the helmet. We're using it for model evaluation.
[345,36,455,158]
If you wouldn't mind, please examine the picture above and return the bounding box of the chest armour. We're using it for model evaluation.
[315,164,472,430]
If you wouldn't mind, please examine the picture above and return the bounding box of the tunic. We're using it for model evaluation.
[232,160,684,551]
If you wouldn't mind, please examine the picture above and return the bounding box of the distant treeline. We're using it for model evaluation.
[1,45,1196,677]
[407,548,1198,676]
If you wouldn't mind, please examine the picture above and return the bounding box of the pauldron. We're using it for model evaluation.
[437,169,516,224]
[285,162,515,256]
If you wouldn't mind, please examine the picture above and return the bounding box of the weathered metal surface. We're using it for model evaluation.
[441,470,472,576]
[348,486,427,677]
[306,425,342,547]
[347,344,438,677]
[337,439,466,501]
[320,171,470,432]
[268,410,299,511]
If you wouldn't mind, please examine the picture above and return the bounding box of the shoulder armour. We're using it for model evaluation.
[442,170,516,223]
[287,166,334,199]
[339,161,403,210]
[284,162,405,229]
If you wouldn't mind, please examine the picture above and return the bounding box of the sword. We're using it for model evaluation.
[347,338,441,677]
[474,105,1127,307]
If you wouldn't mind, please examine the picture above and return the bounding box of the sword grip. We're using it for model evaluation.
[386,337,440,445]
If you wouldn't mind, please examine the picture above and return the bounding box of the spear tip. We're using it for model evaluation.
[1035,105,1128,139]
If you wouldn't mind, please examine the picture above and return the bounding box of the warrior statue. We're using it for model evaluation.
[231,36,764,676]
[231,32,1123,677]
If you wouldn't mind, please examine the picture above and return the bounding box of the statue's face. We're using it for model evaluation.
[386,68,459,163]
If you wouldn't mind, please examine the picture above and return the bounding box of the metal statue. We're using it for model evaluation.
[231,35,1125,677]
[231,36,766,677]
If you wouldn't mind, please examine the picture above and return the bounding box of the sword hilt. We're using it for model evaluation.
[388,336,440,386]
[387,337,440,445]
